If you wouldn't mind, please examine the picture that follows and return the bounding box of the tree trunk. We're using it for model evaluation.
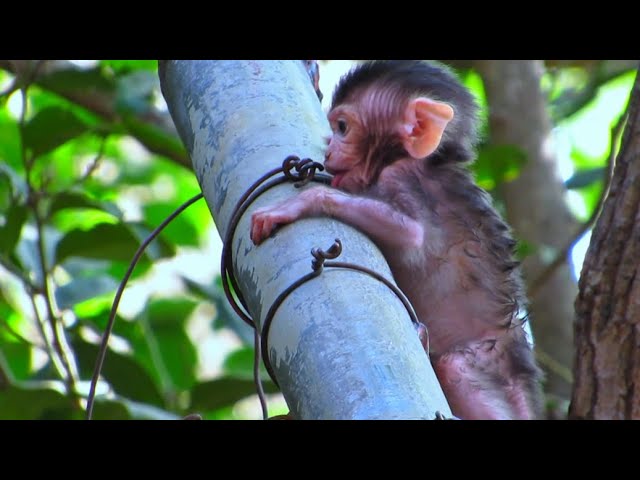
[570,70,640,420]
[475,60,579,405]
[159,60,451,419]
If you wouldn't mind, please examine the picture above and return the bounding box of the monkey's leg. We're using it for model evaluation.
[415,321,429,353]
[432,338,535,420]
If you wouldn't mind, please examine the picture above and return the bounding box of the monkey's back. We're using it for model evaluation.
[370,160,528,355]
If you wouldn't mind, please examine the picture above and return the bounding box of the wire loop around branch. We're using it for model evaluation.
[220,156,427,418]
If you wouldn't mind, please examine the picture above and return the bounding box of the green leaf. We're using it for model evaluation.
[86,398,131,420]
[0,340,31,381]
[23,107,89,157]
[49,191,122,219]
[0,111,21,169]
[146,299,198,390]
[55,275,119,310]
[474,144,528,189]
[55,222,147,265]
[38,67,116,93]
[0,383,69,420]
[101,60,158,74]
[80,309,169,397]
[565,167,606,190]
[0,170,12,212]
[123,116,188,163]
[223,347,270,380]
[515,240,537,260]
[73,338,164,407]
[127,222,176,260]
[143,203,199,247]
[147,299,197,329]
[0,204,27,255]
[190,377,279,412]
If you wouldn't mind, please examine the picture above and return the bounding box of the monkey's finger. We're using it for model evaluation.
[250,214,265,245]
[252,213,276,245]
[260,216,277,242]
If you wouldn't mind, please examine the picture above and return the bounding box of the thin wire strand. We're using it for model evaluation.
[86,192,204,420]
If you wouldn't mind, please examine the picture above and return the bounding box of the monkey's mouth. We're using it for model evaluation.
[326,167,347,188]
[330,172,346,188]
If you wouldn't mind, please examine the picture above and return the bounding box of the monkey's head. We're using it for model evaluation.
[325,60,478,192]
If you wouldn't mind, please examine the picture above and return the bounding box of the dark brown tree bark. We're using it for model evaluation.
[570,70,640,420]
[475,61,578,404]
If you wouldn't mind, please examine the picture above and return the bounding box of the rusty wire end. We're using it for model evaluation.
[311,239,342,271]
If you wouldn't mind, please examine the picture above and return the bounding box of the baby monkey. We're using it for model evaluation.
[251,60,542,419]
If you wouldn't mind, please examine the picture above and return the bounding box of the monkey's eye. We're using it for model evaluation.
[336,119,348,135]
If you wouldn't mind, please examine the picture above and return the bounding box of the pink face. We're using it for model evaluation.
[325,105,370,193]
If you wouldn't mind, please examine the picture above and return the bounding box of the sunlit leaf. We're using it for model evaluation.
[0,111,21,169]
[23,107,89,157]
[0,340,31,381]
[202,405,236,420]
[101,60,158,74]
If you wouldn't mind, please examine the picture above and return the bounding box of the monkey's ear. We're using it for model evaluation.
[401,97,454,159]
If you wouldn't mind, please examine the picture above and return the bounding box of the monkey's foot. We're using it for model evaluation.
[414,322,429,353]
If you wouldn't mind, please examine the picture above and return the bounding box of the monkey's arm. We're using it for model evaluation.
[251,185,423,250]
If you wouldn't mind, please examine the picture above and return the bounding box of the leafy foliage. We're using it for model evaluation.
[0,60,265,420]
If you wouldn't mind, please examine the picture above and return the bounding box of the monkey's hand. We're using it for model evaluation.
[251,201,300,245]
[250,187,329,245]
